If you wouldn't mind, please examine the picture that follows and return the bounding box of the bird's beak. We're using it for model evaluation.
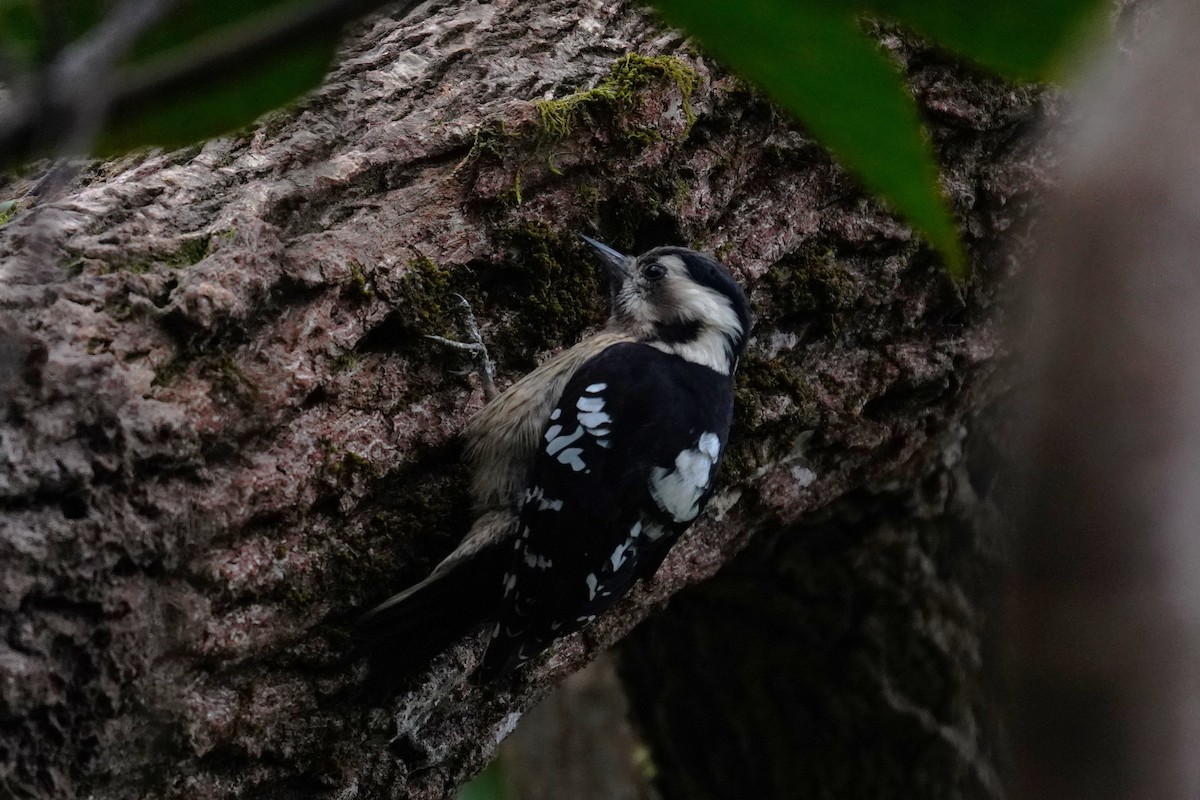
[580,234,630,292]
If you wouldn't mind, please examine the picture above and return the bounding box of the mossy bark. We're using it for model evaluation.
[0,0,1046,798]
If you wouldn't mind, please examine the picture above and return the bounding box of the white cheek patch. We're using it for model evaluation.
[649,432,722,522]
[649,277,744,374]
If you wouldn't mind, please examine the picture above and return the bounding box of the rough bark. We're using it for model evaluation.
[620,413,1011,800]
[0,1,1046,798]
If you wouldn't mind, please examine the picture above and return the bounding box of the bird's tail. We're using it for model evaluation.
[354,545,506,686]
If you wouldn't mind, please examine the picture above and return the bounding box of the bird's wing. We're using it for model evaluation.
[478,342,732,678]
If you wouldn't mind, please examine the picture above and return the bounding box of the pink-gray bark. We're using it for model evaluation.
[0,1,1049,797]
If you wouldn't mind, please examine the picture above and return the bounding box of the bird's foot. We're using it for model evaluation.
[426,294,497,401]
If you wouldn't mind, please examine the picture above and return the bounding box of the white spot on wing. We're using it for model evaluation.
[610,539,632,571]
[585,383,607,393]
[523,551,554,569]
[576,410,611,429]
[558,447,586,471]
[536,495,563,511]
[576,396,605,413]
[586,573,598,600]
[546,425,584,455]
[544,424,563,442]
[648,432,721,522]
[550,408,562,420]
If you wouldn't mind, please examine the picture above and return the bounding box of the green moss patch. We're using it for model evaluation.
[484,222,607,367]
[393,254,474,338]
[344,260,376,300]
[535,53,700,141]
[726,352,821,479]
[761,245,864,333]
[94,235,213,274]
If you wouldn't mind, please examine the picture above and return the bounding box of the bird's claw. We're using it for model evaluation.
[425,295,497,400]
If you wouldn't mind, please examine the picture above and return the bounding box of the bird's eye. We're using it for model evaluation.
[642,263,667,280]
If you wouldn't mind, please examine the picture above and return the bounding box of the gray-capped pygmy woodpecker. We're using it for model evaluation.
[356,236,751,682]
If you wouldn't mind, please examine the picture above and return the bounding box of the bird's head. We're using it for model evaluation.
[582,236,751,374]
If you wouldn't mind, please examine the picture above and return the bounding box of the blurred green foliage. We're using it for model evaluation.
[0,0,344,155]
[651,0,1106,274]
[457,761,508,800]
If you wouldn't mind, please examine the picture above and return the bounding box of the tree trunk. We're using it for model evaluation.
[0,1,1047,798]
[619,413,1011,800]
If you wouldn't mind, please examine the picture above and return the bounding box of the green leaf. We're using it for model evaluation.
[457,761,508,800]
[0,0,47,68]
[98,3,341,153]
[0,1,36,46]
[653,0,964,274]
[854,0,1107,80]
[123,0,299,65]
[0,0,106,65]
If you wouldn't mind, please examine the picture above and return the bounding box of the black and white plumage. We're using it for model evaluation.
[357,237,751,683]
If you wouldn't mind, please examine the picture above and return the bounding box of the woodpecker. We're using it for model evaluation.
[357,236,751,682]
